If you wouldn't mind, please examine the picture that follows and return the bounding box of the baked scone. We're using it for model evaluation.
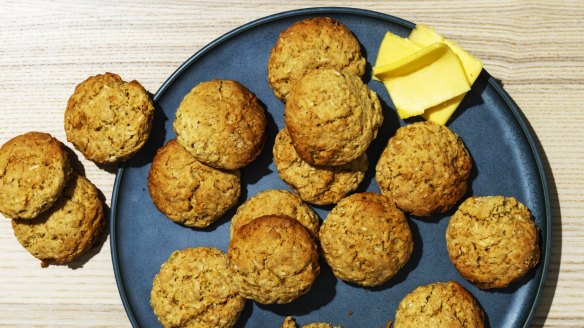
[445,196,540,289]
[273,128,367,205]
[394,281,484,328]
[148,139,240,228]
[12,174,104,266]
[281,316,340,328]
[228,215,319,304]
[0,132,71,219]
[376,121,472,217]
[173,80,266,170]
[64,72,155,163]
[268,17,366,101]
[150,247,245,328]
[319,192,413,286]
[285,68,383,166]
[229,189,319,239]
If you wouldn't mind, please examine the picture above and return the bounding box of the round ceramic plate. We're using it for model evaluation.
[111,7,551,328]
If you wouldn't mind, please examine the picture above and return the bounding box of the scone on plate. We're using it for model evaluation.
[173,80,266,170]
[0,132,71,220]
[446,196,540,289]
[64,72,155,163]
[281,316,341,328]
[148,139,240,228]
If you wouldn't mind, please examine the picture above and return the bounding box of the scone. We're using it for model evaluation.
[150,247,245,328]
[229,189,319,238]
[285,68,383,166]
[0,132,71,219]
[445,196,540,289]
[173,80,266,170]
[394,281,484,328]
[228,215,319,304]
[273,128,367,205]
[268,17,366,101]
[281,316,340,328]
[12,174,104,267]
[148,139,240,228]
[376,121,472,217]
[64,72,155,163]
[319,192,413,286]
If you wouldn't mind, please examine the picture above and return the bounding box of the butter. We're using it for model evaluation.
[373,32,421,80]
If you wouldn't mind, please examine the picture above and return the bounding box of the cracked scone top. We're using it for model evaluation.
[267,16,366,101]
[285,68,383,166]
[446,196,540,289]
[376,121,472,217]
[0,132,71,220]
[150,247,245,328]
[148,139,240,228]
[228,215,320,304]
[394,281,484,328]
[319,192,413,287]
[64,72,155,163]
[173,80,266,170]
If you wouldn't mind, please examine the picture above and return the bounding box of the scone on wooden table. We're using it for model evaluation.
[281,316,341,328]
[0,132,71,220]
[64,72,155,163]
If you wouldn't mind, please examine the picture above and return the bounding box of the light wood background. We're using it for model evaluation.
[0,0,582,327]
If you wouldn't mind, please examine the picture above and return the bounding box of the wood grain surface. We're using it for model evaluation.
[0,0,582,327]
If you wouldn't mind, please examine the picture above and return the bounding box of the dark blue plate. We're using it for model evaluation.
[111,7,551,328]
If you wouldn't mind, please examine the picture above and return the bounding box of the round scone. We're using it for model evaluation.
[0,132,71,220]
[281,316,339,328]
[319,192,413,286]
[150,247,245,328]
[445,196,540,289]
[12,174,104,266]
[148,139,240,228]
[229,189,319,239]
[285,68,383,166]
[228,215,320,304]
[173,80,266,170]
[394,281,484,328]
[64,72,155,163]
[267,16,366,101]
[376,121,472,217]
[273,128,367,205]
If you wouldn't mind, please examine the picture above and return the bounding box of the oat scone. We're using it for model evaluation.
[150,247,245,328]
[446,196,540,289]
[273,128,367,205]
[319,192,413,286]
[64,72,155,163]
[394,281,484,328]
[173,80,266,170]
[285,68,383,166]
[281,316,340,328]
[0,132,71,219]
[228,215,319,304]
[148,139,240,228]
[268,17,366,101]
[376,121,471,217]
[12,174,104,266]
[229,189,319,239]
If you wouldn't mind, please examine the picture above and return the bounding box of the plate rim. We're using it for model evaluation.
[109,7,552,328]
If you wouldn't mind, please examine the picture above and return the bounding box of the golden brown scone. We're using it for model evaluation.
[0,132,71,220]
[148,139,240,228]
[376,121,471,217]
[173,80,266,170]
[12,174,104,266]
[273,128,367,205]
[268,17,366,101]
[285,68,382,166]
[281,316,340,328]
[228,215,319,304]
[445,196,540,289]
[394,281,484,328]
[229,189,319,239]
[319,192,413,286]
[64,72,155,163]
[150,247,245,328]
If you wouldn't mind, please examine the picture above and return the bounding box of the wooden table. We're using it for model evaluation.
[0,1,582,326]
